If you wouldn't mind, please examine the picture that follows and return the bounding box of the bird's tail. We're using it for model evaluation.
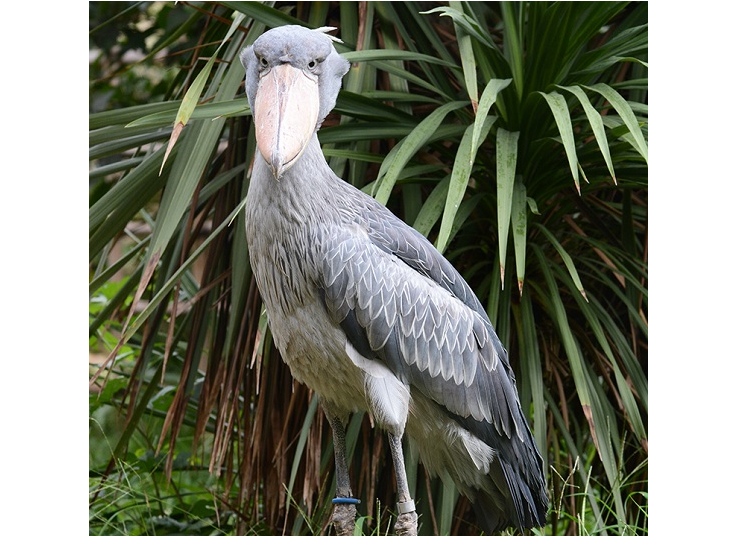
[459,417,548,533]
[407,395,548,533]
[470,454,548,532]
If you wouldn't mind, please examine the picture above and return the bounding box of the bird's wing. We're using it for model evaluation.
[318,216,526,440]
[365,202,497,333]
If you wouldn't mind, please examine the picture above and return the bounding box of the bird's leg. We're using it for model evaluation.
[388,432,418,536]
[322,403,357,536]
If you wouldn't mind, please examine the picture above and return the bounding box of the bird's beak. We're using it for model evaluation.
[254,64,319,179]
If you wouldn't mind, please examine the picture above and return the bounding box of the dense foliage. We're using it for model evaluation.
[89,2,647,535]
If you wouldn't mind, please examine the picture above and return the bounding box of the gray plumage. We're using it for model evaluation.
[241,25,547,534]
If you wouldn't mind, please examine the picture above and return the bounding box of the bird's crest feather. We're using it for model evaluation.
[313,26,344,43]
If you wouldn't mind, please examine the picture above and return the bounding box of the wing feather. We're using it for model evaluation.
[319,227,525,439]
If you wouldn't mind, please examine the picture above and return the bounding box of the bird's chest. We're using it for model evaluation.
[248,232,316,317]
[245,185,320,316]
[244,183,367,409]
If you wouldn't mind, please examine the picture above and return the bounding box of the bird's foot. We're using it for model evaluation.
[331,503,357,536]
[394,509,418,536]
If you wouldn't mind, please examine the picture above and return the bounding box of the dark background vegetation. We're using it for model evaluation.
[89,2,647,535]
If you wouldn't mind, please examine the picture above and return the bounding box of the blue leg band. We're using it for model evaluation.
[332,497,361,505]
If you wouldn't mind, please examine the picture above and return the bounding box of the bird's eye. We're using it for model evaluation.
[308,60,316,69]
[259,57,268,68]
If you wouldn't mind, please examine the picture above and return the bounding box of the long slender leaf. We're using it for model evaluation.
[500,1,524,98]
[437,477,458,536]
[539,90,580,193]
[125,99,250,128]
[585,82,648,163]
[449,2,478,112]
[495,128,519,289]
[436,116,495,253]
[534,245,620,493]
[222,1,305,28]
[412,176,450,238]
[372,101,466,205]
[535,223,588,301]
[517,292,547,469]
[121,200,246,347]
[511,180,528,294]
[341,49,457,68]
[558,84,617,183]
[420,6,496,49]
[286,393,319,512]
[471,79,512,156]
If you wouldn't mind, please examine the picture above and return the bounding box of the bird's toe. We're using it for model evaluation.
[394,510,418,536]
[331,503,357,536]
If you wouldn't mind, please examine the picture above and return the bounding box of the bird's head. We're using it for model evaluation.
[240,25,350,179]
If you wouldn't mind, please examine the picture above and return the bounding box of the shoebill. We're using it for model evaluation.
[240,25,548,536]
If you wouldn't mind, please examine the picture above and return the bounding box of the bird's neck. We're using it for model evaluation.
[245,132,341,315]
[248,131,345,226]
[258,134,339,197]
[288,134,332,183]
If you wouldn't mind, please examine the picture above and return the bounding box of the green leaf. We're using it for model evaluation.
[420,6,496,49]
[336,92,416,123]
[471,79,512,155]
[372,100,466,205]
[585,82,648,163]
[511,180,528,294]
[341,49,457,68]
[365,60,452,99]
[495,128,520,289]
[286,393,319,512]
[558,84,617,183]
[360,90,441,104]
[222,1,306,29]
[539,90,580,193]
[517,293,547,468]
[125,99,250,128]
[436,116,496,253]
[89,128,170,160]
[535,223,588,301]
[500,2,524,97]
[442,193,484,251]
[161,54,218,170]
[90,101,180,129]
[448,1,478,111]
[437,476,458,536]
[412,176,450,238]
[121,199,246,348]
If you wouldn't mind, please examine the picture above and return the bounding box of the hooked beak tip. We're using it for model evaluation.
[270,154,285,180]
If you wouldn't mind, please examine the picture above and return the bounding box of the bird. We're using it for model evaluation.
[240,25,548,536]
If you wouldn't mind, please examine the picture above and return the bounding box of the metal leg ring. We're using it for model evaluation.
[396,499,416,514]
